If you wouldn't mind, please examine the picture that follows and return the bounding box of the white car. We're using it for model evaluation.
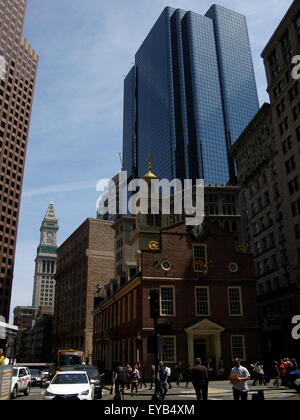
[44,371,95,400]
[11,367,31,399]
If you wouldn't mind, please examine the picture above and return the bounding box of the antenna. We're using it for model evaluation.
[119,152,123,169]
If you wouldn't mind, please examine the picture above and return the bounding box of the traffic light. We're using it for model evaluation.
[149,290,160,319]
[157,322,172,335]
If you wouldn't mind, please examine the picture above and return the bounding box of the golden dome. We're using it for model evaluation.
[144,170,158,179]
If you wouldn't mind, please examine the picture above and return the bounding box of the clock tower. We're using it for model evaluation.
[32,203,59,310]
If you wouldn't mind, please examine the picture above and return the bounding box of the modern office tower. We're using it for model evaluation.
[32,203,58,311]
[232,0,300,357]
[0,0,38,320]
[123,5,259,184]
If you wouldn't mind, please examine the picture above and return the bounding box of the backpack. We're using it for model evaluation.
[252,390,265,400]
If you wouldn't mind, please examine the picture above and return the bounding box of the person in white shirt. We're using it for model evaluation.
[230,358,251,401]
[165,365,172,389]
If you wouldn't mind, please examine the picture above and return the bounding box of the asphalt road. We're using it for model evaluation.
[13,381,300,401]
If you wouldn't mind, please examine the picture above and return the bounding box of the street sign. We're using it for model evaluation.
[0,367,13,400]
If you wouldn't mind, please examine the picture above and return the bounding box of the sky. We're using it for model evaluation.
[9,0,293,320]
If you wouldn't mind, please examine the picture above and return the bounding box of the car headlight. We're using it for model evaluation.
[80,390,90,396]
[44,391,55,397]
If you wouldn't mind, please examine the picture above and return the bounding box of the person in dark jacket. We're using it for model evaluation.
[115,363,128,400]
[191,358,209,400]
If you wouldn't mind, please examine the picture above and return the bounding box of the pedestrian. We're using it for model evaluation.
[0,349,4,366]
[279,359,287,386]
[126,364,132,389]
[130,364,140,397]
[174,361,183,386]
[230,358,251,401]
[165,364,172,389]
[191,358,209,401]
[149,364,155,390]
[273,361,280,387]
[159,363,169,399]
[252,361,266,386]
[185,364,192,388]
[138,363,147,389]
[110,364,117,395]
[115,362,128,400]
[218,359,226,379]
[291,358,298,371]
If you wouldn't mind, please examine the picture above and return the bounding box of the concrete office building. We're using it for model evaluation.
[232,0,300,358]
[0,0,38,320]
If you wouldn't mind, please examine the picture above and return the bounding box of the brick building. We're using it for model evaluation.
[93,219,259,374]
[13,305,38,331]
[15,307,53,363]
[53,219,114,362]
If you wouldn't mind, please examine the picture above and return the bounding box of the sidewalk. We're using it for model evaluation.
[104,381,232,397]
[103,380,295,398]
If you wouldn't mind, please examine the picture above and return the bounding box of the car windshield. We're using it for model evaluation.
[13,369,18,377]
[58,355,82,367]
[30,370,41,376]
[79,367,99,378]
[52,373,88,385]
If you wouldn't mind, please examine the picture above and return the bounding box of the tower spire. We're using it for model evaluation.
[44,202,56,221]
[144,154,157,179]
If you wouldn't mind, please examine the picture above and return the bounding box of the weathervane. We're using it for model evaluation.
[147,154,154,172]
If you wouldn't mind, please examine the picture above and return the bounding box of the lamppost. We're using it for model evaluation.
[135,331,142,363]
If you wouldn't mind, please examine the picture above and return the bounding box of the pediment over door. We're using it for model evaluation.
[185,319,225,335]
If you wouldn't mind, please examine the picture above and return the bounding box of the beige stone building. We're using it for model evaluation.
[0,0,38,321]
[232,0,300,358]
[53,219,114,362]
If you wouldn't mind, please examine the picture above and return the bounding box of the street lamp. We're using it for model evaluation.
[135,332,142,363]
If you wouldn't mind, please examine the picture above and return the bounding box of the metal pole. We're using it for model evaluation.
[154,317,160,393]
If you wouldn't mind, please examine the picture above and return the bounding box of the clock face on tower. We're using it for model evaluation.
[46,231,54,243]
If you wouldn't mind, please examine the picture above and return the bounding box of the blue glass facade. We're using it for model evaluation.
[123,66,138,179]
[205,5,260,149]
[123,5,259,185]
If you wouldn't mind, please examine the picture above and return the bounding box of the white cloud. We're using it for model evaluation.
[23,180,98,197]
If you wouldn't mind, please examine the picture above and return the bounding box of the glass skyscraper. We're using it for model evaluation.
[123,5,259,184]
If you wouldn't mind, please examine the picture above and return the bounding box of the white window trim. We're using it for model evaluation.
[160,335,177,363]
[231,335,247,361]
[195,286,211,316]
[160,285,176,317]
[193,244,208,272]
[228,286,243,317]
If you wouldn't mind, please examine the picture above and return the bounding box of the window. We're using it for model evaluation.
[228,287,243,316]
[195,287,210,316]
[281,31,292,61]
[160,286,175,316]
[269,50,279,77]
[161,336,176,363]
[193,245,207,272]
[231,335,246,360]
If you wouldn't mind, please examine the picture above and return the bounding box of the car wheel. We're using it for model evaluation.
[24,384,30,396]
[11,386,18,399]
